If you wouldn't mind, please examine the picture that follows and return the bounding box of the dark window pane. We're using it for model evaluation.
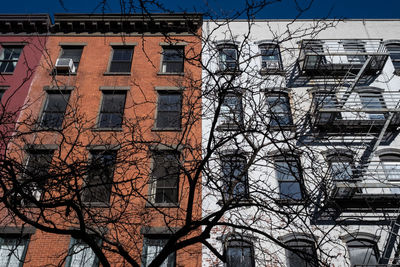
[109,47,133,73]
[40,92,70,129]
[219,46,238,71]
[222,156,248,199]
[227,246,253,267]
[260,44,281,69]
[220,95,243,126]
[83,151,116,203]
[286,243,317,267]
[275,159,302,200]
[98,92,126,128]
[162,47,184,73]
[152,152,179,204]
[359,92,386,120]
[267,95,292,126]
[348,240,378,267]
[343,41,366,63]
[156,93,181,129]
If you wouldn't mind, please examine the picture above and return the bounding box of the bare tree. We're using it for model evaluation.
[0,1,400,267]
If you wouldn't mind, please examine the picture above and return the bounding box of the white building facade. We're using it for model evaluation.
[201,19,400,267]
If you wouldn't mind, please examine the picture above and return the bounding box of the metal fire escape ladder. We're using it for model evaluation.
[337,56,372,108]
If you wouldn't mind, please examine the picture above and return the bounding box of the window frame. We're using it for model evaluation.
[385,42,400,73]
[56,45,84,74]
[97,90,127,130]
[224,238,255,267]
[327,154,355,181]
[39,90,71,129]
[342,40,367,64]
[259,43,283,72]
[219,92,244,130]
[217,44,239,73]
[160,46,184,74]
[220,154,249,200]
[23,149,55,202]
[150,150,180,205]
[347,239,379,267]
[82,150,117,205]
[106,46,134,74]
[142,236,176,267]
[154,91,182,131]
[0,45,23,73]
[359,91,387,120]
[285,239,318,267]
[380,154,400,181]
[274,155,304,201]
[266,92,293,128]
[0,234,30,267]
[65,237,100,267]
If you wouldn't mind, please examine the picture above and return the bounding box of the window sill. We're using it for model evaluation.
[157,72,185,76]
[145,202,179,208]
[36,126,63,131]
[215,69,243,76]
[216,124,243,131]
[92,127,123,132]
[51,70,77,76]
[275,199,306,206]
[82,202,110,208]
[152,127,182,132]
[103,72,131,76]
[259,69,285,76]
[269,125,296,132]
[0,72,14,75]
[216,198,253,206]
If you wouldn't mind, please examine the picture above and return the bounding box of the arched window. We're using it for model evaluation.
[380,153,400,181]
[358,89,386,120]
[266,92,293,127]
[347,239,379,266]
[225,238,254,267]
[217,43,239,72]
[384,41,400,73]
[285,239,318,267]
[274,154,303,200]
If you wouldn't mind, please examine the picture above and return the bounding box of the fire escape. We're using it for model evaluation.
[299,39,400,266]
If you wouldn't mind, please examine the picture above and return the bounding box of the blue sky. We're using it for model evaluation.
[3,0,400,19]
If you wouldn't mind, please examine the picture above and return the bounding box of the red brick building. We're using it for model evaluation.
[1,14,202,267]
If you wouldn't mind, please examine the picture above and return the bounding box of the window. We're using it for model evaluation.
[66,238,99,267]
[58,46,83,72]
[156,92,182,130]
[40,91,70,129]
[24,150,54,201]
[343,41,366,64]
[225,238,254,267]
[220,93,243,128]
[328,154,353,181]
[98,91,126,129]
[313,92,341,123]
[0,235,29,267]
[347,239,378,267]
[259,44,282,71]
[221,155,248,200]
[359,91,386,120]
[161,47,184,73]
[266,93,292,127]
[386,43,400,72]
[380,154,400,181]
[303,40,326,68]
[82,150,116,203]
[142,237,175,267]
[285,240,318,267]
[0,46,22,73]
[218,44,238,72]
[151,151,179,204]
[108,47,134,73]
[274,156,303,200]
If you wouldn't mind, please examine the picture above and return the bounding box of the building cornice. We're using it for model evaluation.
[0,14,51,33]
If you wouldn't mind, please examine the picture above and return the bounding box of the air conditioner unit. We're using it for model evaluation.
[55,58,75,73]
[262,60,280,70]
